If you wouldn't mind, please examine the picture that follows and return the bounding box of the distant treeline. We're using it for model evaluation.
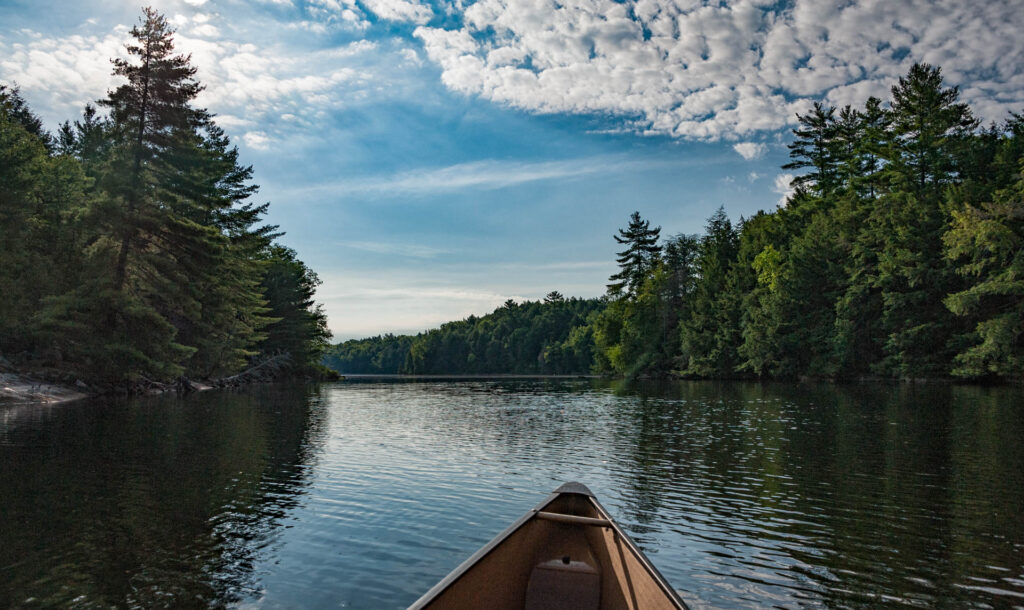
[326,63,1023,382]
[323,294,604,374]
[0,9,331,385]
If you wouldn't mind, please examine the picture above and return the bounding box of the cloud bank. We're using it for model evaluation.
[413,0,1024,139]
[4,1,1021,145]
[0,15,397,145]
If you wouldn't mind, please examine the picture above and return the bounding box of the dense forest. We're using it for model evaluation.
[324,293,604,374]
[0,9,332,387]
[592,63,1023,382]
[326,63,1022,382]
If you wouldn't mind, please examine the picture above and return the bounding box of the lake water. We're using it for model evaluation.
[1,380,1023,608]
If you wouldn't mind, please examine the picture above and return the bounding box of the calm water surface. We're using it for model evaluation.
[1,380,1023,608]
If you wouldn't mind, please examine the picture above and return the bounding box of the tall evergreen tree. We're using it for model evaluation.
[849,97,890,198]
[607,211,661,297]
[943,124,1024,379]
[680,207,740,376]
[783,102,839,196]
[887,63,978,195]
[871,63,978,376]
[98,6,211,294]
[260,245,332,370]
[1,88,91,356]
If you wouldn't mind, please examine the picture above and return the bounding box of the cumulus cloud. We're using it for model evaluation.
[733,142,767,160]
[0,20,384,137]
[412,0,1024,140]
[242,131,272,150]
[361,0,433,24]
[0,28,130,117]
[773,173,795,207]
[190,24,220,38]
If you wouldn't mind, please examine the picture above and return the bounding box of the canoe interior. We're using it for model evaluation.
[414,489,685,610]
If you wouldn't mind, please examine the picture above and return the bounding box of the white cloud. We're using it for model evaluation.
[0,21,386,140]
[400,48,422,65]
[413,0,1024,140]
[184,0,208,5]
[0,28,130,120]
[773,173,795,207]
[293,155,688,196]
[190,24,220,38]
[361,0,433,24]
[242,131,271,149]
[733,142,767,160]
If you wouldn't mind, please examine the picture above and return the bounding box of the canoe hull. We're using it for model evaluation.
[410,483,687,610]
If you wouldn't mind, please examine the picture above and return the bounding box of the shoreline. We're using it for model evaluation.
[0,372,89,405]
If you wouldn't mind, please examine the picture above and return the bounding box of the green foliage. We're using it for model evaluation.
[680,207,740,376]
[0,8,328,386]
[607,211,661,297]
[590,63,1021,382]
[260,245,332,369]
[943,151,1024,378]
[0,87,92,353]
[323,298,604,375]
[323,335,415,374]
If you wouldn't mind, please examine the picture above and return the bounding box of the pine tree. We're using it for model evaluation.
[0,89,91,355]
[170,124,279,377]
[887,63,978,196]
[849,97,890,199]
[943,122,1024,378]
[607,211,661,297]
[681,207,740,376]
[40,8,240,381]
[783,102,840,196]
[98,7,210,294]
[260,245,332,370]
[871,63,979,376]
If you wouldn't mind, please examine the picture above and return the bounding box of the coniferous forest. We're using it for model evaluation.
[0,9,331,387]
[324,294,603,375]
[326,63,1023,382]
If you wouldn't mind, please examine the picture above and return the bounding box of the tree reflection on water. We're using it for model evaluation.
[0,384,327,607]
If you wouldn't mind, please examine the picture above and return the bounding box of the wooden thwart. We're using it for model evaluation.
[535,511,611,527]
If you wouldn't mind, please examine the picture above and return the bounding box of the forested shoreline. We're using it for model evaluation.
[327,64,1023,383]
[0,9,332,392]
[324,293,603,375]
[4,13,1020,389]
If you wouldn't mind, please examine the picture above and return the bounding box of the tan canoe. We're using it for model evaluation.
[410,482,688,610]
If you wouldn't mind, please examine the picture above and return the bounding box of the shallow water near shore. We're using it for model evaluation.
[1,379,1022,608]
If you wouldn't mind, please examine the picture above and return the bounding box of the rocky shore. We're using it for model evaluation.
[0,372,88,404]
[0,353,312,405]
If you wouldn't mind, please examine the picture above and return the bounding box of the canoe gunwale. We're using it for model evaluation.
[586,492,689,610]
[407,488,564,609]
[407,483,689,610]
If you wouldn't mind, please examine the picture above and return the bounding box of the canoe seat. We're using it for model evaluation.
[524,555,600,610]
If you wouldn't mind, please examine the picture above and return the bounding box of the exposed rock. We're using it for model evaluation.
[0,372,88,404]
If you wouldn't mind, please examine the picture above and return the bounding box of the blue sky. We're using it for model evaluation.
[2,0,1022,339]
